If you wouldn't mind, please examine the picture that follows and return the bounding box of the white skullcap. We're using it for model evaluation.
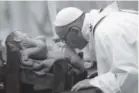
[54,7,83,27]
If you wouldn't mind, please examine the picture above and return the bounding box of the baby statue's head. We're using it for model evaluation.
[12,31,29,42]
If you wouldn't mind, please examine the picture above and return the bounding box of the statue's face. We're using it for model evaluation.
[13,31,29,42]
[15,31,28,38]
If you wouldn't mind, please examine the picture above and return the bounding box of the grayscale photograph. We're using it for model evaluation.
[0,0,138,93]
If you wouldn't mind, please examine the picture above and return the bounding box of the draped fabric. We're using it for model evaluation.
[0,1,137,43]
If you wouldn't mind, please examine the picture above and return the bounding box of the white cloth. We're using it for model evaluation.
[54,7,83,26]
[81,10,99,62]
[82,2,138,93]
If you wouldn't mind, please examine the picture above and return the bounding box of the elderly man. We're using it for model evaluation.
[54,2,138,93]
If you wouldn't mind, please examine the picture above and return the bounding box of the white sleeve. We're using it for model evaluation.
[89,25,138,93]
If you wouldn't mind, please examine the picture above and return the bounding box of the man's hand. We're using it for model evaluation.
[71,79,93,91]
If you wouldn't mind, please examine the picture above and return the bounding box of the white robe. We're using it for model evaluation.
[82,2,138,93]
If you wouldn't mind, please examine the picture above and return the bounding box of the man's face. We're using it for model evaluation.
[55,25,88,50]
[55,14,88,50]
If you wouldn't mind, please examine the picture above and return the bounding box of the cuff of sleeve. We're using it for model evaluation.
[89,72,121,93]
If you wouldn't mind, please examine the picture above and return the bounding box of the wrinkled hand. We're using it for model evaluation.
[71,79,93,92]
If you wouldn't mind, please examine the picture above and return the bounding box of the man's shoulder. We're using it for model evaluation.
[96,11,137,34]
[94,11,138,42]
